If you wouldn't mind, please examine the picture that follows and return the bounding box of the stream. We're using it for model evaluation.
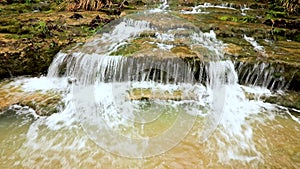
[0,1,299,168]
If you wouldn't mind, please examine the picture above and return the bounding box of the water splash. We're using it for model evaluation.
[181,2,252,16]
[149,0,169,13]
[1,1,299,167]
[45,10,236,157]
[240,4,251,16]
[244,35,267,56]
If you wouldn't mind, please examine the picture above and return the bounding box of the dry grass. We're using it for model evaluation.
[277,0,300,14]
[66,0,113,11]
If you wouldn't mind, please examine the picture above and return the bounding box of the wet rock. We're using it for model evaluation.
[90,15,113,28]
[123,0,129,6]
[170,46,197,58]
[224,43,242,57]
[128,88,197,101]
[264,91,300,110]
[286,20,300,30]
[90,15,101,28]
[100,8,122,15]
[292,152,300,163]
[0,40,6,47]
[264,19,300,30]
[135,0,146,6]
[0,81,64,116]
[274,19,287,28]
[113,9,121,15]
[70,13,83,20]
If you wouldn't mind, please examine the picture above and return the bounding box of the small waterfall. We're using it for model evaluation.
[1,1,298,167]
[159,0,169,10]
[244,35,267,56]
[46,9,242,158]
[236,61,291,90]
[181,2,252,16]
[48,13,228,86]
[240,4,251,16]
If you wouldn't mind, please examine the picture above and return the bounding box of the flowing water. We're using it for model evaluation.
[1,1,300,168]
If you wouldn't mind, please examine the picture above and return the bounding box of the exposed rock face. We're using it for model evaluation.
[0,3,116,79]
[128,88,197,101]
[0,80,63,116]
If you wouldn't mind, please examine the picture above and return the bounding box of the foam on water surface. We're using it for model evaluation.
[1,0,299,168]
[10,76,68,92]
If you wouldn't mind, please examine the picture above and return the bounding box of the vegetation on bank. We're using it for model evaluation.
[0,0,124,78]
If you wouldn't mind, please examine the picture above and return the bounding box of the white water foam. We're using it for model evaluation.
[241,4,251,16]
[149,0,169,13]
[244,35,267,56]
[44,9,267,159]
[181,2,252,16]
[181,2,236,14]
[2,0,298,166]
[11,76,68,92]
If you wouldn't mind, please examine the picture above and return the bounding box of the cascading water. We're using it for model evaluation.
[46,10,236,157]
[0,1,299,168]
[236,61,291,90]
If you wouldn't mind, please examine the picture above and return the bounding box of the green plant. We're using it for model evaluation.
[35,21,50,38]
[25,0,32,4]
[219,16,230,21]
[241,16,257,23]
[55,0,63,5]
[219,16,238,22]
[266,10,288,19]
[231,17,238,22]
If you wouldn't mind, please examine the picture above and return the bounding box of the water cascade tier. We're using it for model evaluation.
[0,1,299,168]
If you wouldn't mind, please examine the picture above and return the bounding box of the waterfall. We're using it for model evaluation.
[1,0,299,168]
[236,61,290,90]
[46,10,242,157]
[47,13,230,86]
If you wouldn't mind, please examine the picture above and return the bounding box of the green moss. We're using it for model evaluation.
[266,10,288,19]
[110,37,158,56]
[273,72,282,78]
[220,15,258,23]
[294,34,300,42]
[0,25,20,34]
[219,16,230,21]
[5,34,34,39]
[3,3,32,13]
[110,43,140,56]
[241,16,258,23]
[273,28,286,35]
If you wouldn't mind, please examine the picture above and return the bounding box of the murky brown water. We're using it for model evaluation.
[1,105,299,168]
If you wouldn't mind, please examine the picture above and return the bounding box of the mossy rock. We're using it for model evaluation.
[223,43,243,57]
[170,46,197,58]
[264,91,300,110]
[19,91,64,116]
[0,80,64,116]
[128,88,197,101]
